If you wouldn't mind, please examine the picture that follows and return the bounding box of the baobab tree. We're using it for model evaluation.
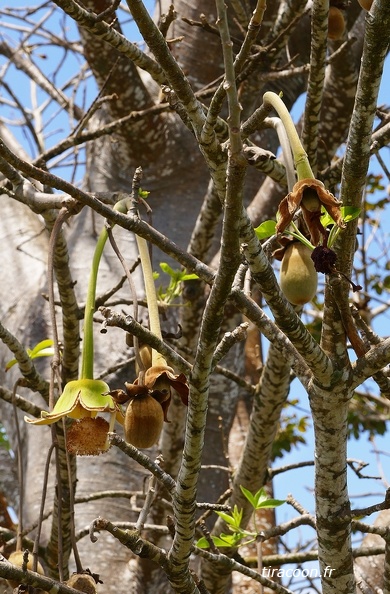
[0,1,390,593]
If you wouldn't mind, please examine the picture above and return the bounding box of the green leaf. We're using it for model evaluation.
[156,263,199,303]
[216,505,243,530]
[383,275,390,290]
[254,220,276,240]
[341,206,361,223]
[159,262,176,277]
[213,533,243,547]
[256,498,286,509]
[240,485,285,509]
[138,188,150,199]
[29,339,54,356]
[159,263,198,282]
[321,206,361,228]
[5,359,17,371]
[320,210,334,228]
[196,530,245,549]
[196,537,211,549]
[240,485,258,508]
[5,339,55,371]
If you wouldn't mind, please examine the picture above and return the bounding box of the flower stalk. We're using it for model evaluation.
[135,233,166,368]
[263,91,315,181]
[25,203,128,438]
[81,227,108,380]
[81,198,129,380]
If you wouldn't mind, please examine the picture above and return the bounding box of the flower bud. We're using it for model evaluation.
[124,393,164,448]
[357,0,373,10]
[328,6,345,40]
[66,573,98,593]
[280,243,318,305]
[7,550,45,589]
[137,344,152,372]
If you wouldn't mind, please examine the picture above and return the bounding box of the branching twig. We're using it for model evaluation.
[108,433,176,493]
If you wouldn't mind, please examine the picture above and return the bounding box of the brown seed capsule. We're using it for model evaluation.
[66,573,98,594]
[7,550,45,589]
[124,393,164,448]
[328,6,346,40]
[280,243,318,305]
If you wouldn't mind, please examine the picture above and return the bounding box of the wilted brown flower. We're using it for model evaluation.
[110,366,189,448]
[115,365,189,421]
[311,245,338,273]
[276,178,345,245]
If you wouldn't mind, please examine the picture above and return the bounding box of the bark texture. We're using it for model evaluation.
[0,1,389,593]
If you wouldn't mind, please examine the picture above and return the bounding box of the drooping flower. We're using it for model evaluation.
[24,379,124,425]
[25,379,125,456]
[276,178,345,245]
[110,365,189,448]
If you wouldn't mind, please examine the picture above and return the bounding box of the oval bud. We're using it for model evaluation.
[280,243,318,305]
[328,6,345,40]
[124,393,164,448]
[66,573,98,594]
[7,550,45,589]
[138,344,152,372]
[357,0,373,10]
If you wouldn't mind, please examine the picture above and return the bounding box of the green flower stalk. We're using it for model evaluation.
[25,209,126,444]
[263,92,345,247]
[81,226,109,380]
[107,187,189,449]
[263,91,315,181]
[135,234,166,368]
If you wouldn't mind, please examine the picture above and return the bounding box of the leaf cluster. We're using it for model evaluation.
[196,487,285,550]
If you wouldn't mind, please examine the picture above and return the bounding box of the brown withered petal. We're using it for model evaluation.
[147,366,189,421]
[109,388,133,405]
[276,178,345,246]
[272,235,299,261]
[123,383,150,399]
[311,245,338,273]
[303,209,326,246]
[120,366,189,423]
[140,366,189,406]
